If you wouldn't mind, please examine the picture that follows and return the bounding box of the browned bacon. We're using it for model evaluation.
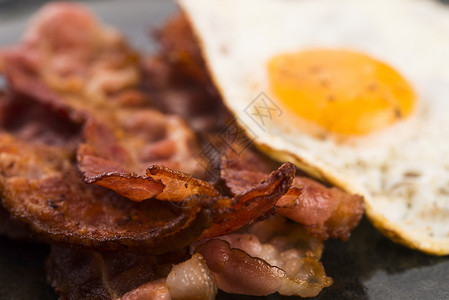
[145,165,219,201]
[77,109,211,202]
[194,216,332,297]
[2,2,147,126]
[221,148,364,240]
[119,279,170,300]
[18,2,139,100]
[0,92,81,150]
[165,253,217,299]
[155,13,209,85]
[200,162,295,239]
[2,2,214,202]
[143,13,226,134]
[48,216,331,300]
[0,133,211,253]
[278,177,364,241]
[196,239,284,296]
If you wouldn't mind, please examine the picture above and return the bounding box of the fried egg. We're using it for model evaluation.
[178,0,449,255]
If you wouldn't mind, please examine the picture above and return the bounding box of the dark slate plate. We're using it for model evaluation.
[1,1,449,299]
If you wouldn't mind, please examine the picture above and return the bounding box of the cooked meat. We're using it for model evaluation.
[145,165,219,201]
[154,13,209,85]
[0,92,81,150]
[2,2,147,126]
[221,147,364,240]
[46,246,187,300]
[78,107,207,177]
[0,50,5,73]
[49,249,217,300]
[143,13,226,134]
[278,177,365,241]
[1,1,218,203]
[48,216,330,300]
[199,162,295,239]
[165,253,217,299]
[2,2,214,203]
[194,217,332,297]
[77,109,210,201]
[0,133,211,253]
[17,2,140,101]
[119,279,170,300]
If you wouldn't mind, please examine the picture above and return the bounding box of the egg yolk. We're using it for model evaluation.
[267,49,416,135]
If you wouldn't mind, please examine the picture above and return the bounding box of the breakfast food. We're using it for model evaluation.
[178,0,449,255]
[0,1,366,299]
[221,147,364,240]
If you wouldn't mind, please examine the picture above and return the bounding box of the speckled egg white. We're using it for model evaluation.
[178,0,449,255]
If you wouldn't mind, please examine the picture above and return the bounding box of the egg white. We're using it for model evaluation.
[179,0,449,254]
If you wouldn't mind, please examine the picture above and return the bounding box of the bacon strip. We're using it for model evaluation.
[221,148,364,240]
[3,3,215,203]
[0,92,81,150]
[196,239,284,296]
[193,216,331,297]
[200,162,295,239]
[166,253,217,299]
[120,279,170,300]
[0,133,211,252]
[195,236,331,297]
[146,165,219,201]
[278,177,364,241]
[143,13,226,134]
[3,2,141,110]
[77,112,213,202]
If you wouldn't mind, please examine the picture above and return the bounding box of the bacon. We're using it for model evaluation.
[194,217,332,297]
[166,253,217,299]
[0,49,5,73]
[0,92,81,150]
[46,246,187,300]
[247,216,324,260]
[200,162,295,239]
[77,110,212,201]
[77,117,165,202]
[2,3,214,202]
[2,2,147,126]
[143,13,226,134]
[145,165,219,201]
[154,13,209,85]
[120,279,170,300]
[221,148,364,240]
[79,108,207,176]
[47,216,331,299]
[196,239,283,296]
[278,177,364,241]
[0,133,211,252]
[17,2,138,100]
[48,249,217,300]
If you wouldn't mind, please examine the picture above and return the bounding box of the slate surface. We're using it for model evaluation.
[1,1,449,299]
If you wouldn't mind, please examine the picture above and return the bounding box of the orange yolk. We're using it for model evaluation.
[267,49,416,135]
